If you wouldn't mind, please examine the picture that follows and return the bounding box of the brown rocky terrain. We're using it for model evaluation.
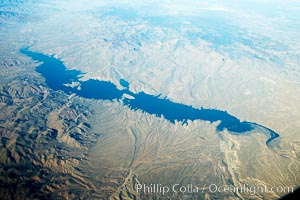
[0,66,99,199]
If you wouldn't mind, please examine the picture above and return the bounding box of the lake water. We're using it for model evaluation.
[20,47,279,145]
[120,79,129,89]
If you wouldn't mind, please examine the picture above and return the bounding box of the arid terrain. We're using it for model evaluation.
[1,0,299,199]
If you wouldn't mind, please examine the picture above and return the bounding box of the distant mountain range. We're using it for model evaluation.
[1,0,27,3]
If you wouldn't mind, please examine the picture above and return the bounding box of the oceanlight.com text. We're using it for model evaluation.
[136,183,294,196]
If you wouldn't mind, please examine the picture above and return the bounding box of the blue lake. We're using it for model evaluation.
[20,47,280,145]
[120,79,129,89]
